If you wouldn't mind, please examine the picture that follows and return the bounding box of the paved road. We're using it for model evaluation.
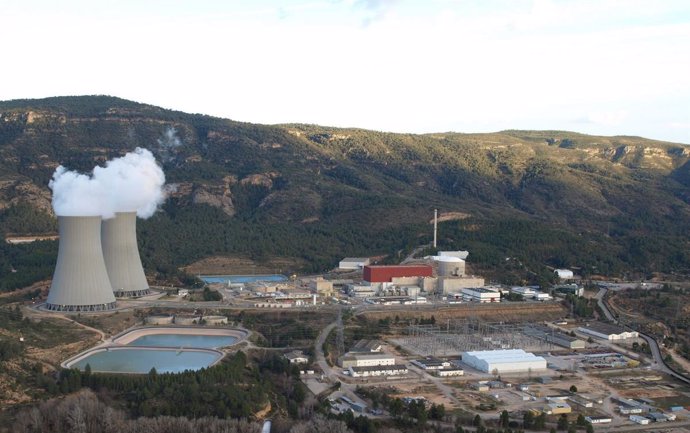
[401,243,432,264]
[594,288,616,321]
[315,321,337,378]
[597,288,690,385]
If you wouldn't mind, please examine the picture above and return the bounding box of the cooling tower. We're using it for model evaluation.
[46,216,117,312]
[101,212,150,297]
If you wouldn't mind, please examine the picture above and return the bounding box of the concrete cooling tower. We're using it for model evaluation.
[101,212,150,297]
[46,216,117,312]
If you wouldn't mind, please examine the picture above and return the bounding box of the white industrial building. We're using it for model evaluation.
[461,349,547,374]
[437,368,464,377]
[578,322,639,340]
[349,364,408,378]
[338,353,396,368]
[629,415,649,425]
[460,287,501,303]
[585,416,611,424]
[510,286,552,301]
[554,269,574,279]
[339,257,370,270]
[439,251,469,260]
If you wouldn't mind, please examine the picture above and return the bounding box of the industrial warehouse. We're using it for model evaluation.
[461,349,547,374]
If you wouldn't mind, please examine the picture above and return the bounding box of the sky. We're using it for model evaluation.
[1,0,689,144]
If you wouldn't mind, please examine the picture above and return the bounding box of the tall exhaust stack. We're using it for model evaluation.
[101,212,150,297]
[433,209,438,249]
[46,216,117,312]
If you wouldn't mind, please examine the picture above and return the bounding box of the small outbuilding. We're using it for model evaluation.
[555,269,574,279]
[285,350,309,364]
[578,322,639,340]
[339,257,371,270]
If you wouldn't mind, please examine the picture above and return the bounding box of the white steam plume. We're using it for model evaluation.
[49,148,167,219]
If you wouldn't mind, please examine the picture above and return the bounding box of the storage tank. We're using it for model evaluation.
[46,216,117,312]
[101,212,150,297]
[436,256,465,277]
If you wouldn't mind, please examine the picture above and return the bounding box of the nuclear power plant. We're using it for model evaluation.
[102,212,150,297]
[45,216,117,312]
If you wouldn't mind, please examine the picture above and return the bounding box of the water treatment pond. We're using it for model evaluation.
[200,274,287,284]
[70,348,221,374]
[127,334,237,348]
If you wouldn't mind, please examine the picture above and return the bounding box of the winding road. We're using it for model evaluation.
[596,287,690,385]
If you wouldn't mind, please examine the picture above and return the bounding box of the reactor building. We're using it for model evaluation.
[101,212,150,297]
[45,216,117,312]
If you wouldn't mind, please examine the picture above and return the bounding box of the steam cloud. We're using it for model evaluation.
[49,148,166,219]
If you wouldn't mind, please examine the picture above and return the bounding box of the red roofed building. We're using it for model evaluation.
[363,265,433,283]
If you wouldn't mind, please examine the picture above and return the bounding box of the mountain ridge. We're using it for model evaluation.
[1,95,689,289]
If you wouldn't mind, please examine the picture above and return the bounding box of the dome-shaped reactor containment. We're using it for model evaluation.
[46,216,117,312]
[436,256,466,277]
[101,212,150,297]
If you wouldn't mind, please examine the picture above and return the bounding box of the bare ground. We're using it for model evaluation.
[182,255,307,275]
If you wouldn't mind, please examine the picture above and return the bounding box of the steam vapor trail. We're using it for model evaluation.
[49,148,167,219]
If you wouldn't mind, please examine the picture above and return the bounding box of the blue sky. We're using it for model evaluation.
[1,0,689,143]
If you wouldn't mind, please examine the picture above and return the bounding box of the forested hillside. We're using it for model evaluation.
[1,96,689,288]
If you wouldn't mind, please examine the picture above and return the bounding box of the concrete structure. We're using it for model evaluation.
[101,212,150,297]
[338,353,396,368]
[569,396,593,408]
[46,216,117,312]
[460,287,500,303]
[578,322,639,340]
[311,277,334,297]
[648,412,671,422]
[545,402,572,414]
[436,368,464,377]
[472,382,490,391]
[554,284,584,297]
[351,340,382,353]
[348,284,376,298]
[585,416,611,424]
[339,257,370,270]
[629,415,650,425]
[145,315,174,325]
[511,286,552,301]
[202,315,228,325]
[555,269,574,279]
[439,251,469,260]
[411,357,451,370]
[439,276,486,294]
[524,325,586,349]
[285,350,309,364]
[462,349,547,374]
[619,407,643,414]
[363,265,433,283]
[436,256,466,277]
[349,364,408,378]
[174,315,200,325]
